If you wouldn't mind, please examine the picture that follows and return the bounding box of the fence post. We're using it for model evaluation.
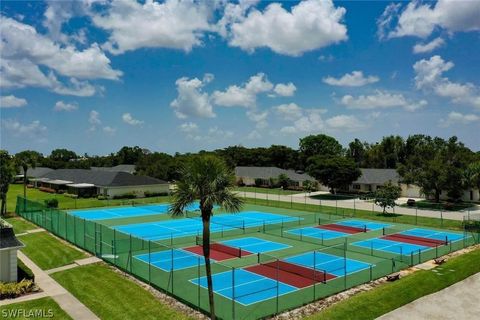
[232,267,235,320]
[148,240,151,285]
[113,229,117,266]
[197,257,201,311]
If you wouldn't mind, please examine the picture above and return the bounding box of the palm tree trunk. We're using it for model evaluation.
[202,213,216,320]
[23,167,27,211]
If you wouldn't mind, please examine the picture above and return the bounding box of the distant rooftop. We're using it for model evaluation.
[90,164,136,174]
[235,166,315,182]
[18,167,54,178]
[354,168,399,185]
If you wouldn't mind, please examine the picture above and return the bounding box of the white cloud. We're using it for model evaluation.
[340,90,427,112]
[275,103,304,121]
[0,95,27,108]
[170,74,215,119]
[1,16,121,80]
[325,115,367,132]
[122,113,144,126]
[379,0,480,39]
[226,0,347,56]
[273,82,296,97]
[377,3,401,40]
[186,126,234,142]
[246,110,268,129]
[413,55,480,109]
[1,119,47,139]
[92,0,213,54]
[103,126,116,135]
[54,101,78,112]
[212,73,273,108]
[439,111,480,127]
[323,71,379,87]
[413,37,445,54]
[179,122,198,133]
[88,110,101,131]
[247,129,262,140]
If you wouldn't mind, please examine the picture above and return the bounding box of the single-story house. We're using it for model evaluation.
[349,169,401,193]
[15,167,54,183]
[235,166,319,188]
[33,169,168,198]
[0,220,24,282]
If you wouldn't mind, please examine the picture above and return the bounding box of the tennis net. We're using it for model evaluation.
[196,237,243,257]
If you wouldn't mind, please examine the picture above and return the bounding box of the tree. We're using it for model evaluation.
[277,174,291,189]
[347,139,366,166]
[306,156,361,194]
[464,161,480,191]
[302,180,318,193]
[299,134,343,160]
[49,148,78,162]
[374,181,401,214]
[169,156,243,320]
[15,151,41,205]
[0,151,15,217]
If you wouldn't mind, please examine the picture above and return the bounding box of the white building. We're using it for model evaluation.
[0,221,24,283]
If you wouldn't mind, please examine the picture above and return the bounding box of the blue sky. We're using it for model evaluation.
[1,0,479,155]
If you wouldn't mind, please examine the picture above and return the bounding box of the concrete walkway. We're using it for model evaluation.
[377,272,480,320]
[0,251,100,320]
[235,191,480,221]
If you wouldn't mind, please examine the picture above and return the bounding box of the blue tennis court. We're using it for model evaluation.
[352,238,429,255]
[114,211,300,241]
[190,269,297,305]
[286,226,349,240]
[69,202,202,220]
[220,237,290,254]
[399,228,465,242]
[284,251,372,277]
[135,249,204,271]
[336,219,391,231]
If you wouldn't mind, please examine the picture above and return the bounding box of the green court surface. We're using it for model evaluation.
[15,196,479,320]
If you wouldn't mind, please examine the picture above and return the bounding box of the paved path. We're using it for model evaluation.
[0,252,100,320]
[235,191,480,222]
[377,272,480,320]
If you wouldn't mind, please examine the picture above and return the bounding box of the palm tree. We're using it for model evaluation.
[169,155,243,320]
[15,151,40,209]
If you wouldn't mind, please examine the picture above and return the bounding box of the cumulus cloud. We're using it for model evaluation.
[325,115,367,132]
[413,37,445,54]
[88,110,101,131]
[122,113,144,126]
[212,73,273,108]
[225,0,348,56]
[246,110,269,129]
[323,71,379,87]
[0,95,27,108]
[378,0,480,39]
[171,74,215,119]
[179,122,198,133]
[340,90,427,112]
[91,0,214,54]
[54,101,78,112]
[103,126,116,135]
[439,111,480,127]
[1,119,47,139]
[273,82,296,97]
[185,126,234,142]
[413,55,480,109]
[274,103,305,121]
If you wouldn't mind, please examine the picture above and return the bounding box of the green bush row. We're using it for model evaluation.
[0,279,36,300]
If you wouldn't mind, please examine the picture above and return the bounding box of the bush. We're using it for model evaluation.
[112,193,136,200]
[0,280,36,300]
[236,178,245,187]
[57,190,65,194]
[44,198,59,208]
[97,195,108,200]
[443,202,454,210]
[64,193,78,199]
[254,178,263,187]
[17,259,34,282]
[39,187,56,193]
[144,191,168,198]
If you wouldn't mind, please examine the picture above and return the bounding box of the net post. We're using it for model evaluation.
[243,220,245,234]
[313,251,316,300]
[148,240,151,285]
[171,248,174,295]
[343,241,347,290]
[129,234,132,272]
[382,227,385,235]
[197,257,201,311]
[232,267,235,320]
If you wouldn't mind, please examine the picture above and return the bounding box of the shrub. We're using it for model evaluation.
[57,190,65,194]
[97,195,108,200]
[236,178,245,187]
[443,202,454,211]
[144,191,168,198]
[17,259,34,282]
[254,178,263,187]
[64,193,78,199]
[0,280,36,300]
[44,198,59,208]
[112,193,136,200]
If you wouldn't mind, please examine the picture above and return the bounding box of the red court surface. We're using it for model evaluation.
[382,234,446,247]
[183,244,253,261]
[245,261,337,288]
[316,223,365,234]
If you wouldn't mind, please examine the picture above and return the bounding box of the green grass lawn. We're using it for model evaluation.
[399,200,477,211]
[51,263,191,320]
[307,247,480,320]
[0,297,72,320]
[234,186,302,195]
[242,197,464,230]
[6,184,171,213]
[19,232,87,270]
[4,217,38,234]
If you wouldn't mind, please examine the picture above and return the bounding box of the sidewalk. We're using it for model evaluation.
[236,191,478,221]
[0,252,100,320]
[377,272,480,319]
